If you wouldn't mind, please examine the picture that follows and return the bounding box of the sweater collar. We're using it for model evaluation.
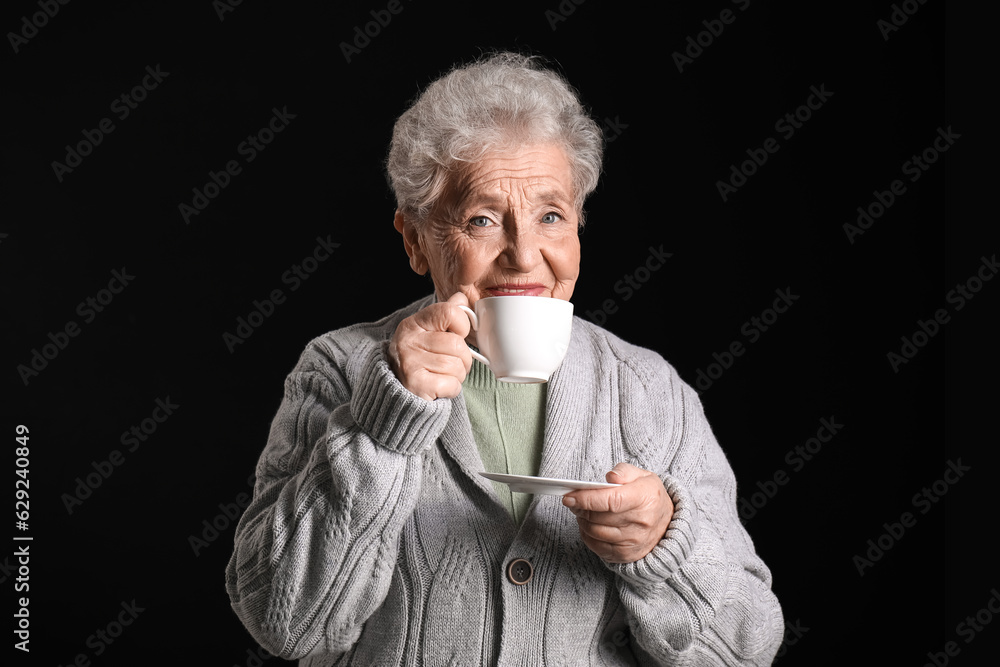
[536,318,592,480]
[438,313,594,487]
[463,357,497,390]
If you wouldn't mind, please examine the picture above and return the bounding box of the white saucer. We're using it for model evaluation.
[479,472,620,496]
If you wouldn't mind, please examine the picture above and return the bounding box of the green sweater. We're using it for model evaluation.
[462,359,546,525]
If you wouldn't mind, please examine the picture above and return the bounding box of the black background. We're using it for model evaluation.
[3,1,988,665]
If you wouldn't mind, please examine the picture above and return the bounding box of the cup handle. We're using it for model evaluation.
[457,305,491,367]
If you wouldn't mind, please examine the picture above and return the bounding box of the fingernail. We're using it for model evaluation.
[563,496,576,508]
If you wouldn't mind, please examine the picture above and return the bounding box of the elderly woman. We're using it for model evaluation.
[226,52,784,665]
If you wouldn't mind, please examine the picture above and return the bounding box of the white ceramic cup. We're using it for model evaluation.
[457,296,574,383]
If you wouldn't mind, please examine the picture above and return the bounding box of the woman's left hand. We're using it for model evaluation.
[562,463,674,563]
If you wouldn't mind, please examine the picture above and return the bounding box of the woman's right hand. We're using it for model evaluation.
[388,292,474,401]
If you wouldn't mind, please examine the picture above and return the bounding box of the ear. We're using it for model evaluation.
[394,210,428,275]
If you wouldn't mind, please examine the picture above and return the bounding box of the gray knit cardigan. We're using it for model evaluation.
[226,295,784,665]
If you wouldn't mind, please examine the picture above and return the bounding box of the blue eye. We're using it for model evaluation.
[470,216,492,227]
[541,212,561,224]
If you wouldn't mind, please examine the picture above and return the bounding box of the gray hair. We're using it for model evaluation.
[385,51,604,225]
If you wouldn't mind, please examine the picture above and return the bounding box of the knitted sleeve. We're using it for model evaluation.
[225,333,451,660]
[606,344,785,666]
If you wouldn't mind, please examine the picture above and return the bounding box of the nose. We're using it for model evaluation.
[500,225,542,273]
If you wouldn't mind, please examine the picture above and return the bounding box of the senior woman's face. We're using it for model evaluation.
[396,143,581,313]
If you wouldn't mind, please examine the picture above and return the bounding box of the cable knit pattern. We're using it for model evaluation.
[225,296,784,665]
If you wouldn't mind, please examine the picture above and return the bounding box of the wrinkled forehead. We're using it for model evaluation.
[442,144,576,211]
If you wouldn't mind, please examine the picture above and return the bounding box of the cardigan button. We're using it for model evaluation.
[507,558,533,585]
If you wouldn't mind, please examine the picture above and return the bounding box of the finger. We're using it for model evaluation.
[564,484,641,514]
[563,463,654,511]
[570,506,635,528]
[419,330,473,376]
[399,352,470,381]
[395,335,471,379]
[444,291,471,308]
[577,528,644,564]
[605,462,653,485]
[442,292,474,337]
[412,301,472,339]
[412,330,472,361]
[566,475,671,526]
[409,371,464,401]
[576,516,631,544]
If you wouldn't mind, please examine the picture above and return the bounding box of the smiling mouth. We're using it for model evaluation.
[485,284,546,296]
